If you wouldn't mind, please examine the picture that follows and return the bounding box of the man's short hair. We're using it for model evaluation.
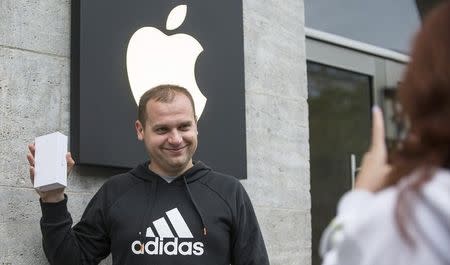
[138,84,196,126]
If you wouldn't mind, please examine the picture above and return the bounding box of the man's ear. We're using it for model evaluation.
[135,120,144,141]
[194,115,199,135]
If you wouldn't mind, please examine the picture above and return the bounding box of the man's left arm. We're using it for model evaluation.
[231,183,270,265]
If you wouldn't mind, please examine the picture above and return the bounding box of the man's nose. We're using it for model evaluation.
[168,130,182,145]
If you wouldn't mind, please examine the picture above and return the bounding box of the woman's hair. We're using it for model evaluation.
[388,1,450,244]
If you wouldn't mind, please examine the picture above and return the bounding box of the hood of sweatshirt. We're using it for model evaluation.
[129,160,211,184]
[128,160,213,248]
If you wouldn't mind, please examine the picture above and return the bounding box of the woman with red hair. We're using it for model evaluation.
[320,2,450,265]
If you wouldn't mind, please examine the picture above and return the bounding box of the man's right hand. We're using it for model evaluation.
[27,143,75,203]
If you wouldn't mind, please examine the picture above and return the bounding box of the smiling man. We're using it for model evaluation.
[135,86,198,177]
[29,84,269,265]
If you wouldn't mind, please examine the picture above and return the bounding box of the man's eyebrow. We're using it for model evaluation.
[151,124,167,129]
[151,120,192,129]
[180,121,193,126]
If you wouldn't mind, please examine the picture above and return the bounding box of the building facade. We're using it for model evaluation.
[2,0,432,264]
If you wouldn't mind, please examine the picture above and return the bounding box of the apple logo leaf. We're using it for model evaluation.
[166,5,187,31]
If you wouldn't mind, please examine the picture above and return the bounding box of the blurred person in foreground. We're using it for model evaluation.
[319,2,450,265]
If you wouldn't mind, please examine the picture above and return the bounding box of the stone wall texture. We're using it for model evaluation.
[0,0,310,264]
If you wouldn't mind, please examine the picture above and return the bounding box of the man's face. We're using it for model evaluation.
[135,93,198,176]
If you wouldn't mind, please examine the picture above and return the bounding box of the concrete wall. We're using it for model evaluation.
[0,0,310,264]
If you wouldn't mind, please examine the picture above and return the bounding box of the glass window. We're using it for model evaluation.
[308,61,372,265]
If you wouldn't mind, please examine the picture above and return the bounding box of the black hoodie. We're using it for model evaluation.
[40,161,269,265]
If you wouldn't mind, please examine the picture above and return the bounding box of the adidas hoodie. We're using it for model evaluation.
[40,161,269,265]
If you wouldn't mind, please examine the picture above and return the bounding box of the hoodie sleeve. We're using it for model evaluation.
[231,183,270,265]
[40,191,110,265]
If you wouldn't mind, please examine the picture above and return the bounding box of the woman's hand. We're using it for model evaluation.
[355,106,392,192]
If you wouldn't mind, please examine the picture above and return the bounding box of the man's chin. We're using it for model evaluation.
[167,159,191,170]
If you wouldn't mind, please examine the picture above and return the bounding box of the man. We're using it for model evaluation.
[27,84,269,265]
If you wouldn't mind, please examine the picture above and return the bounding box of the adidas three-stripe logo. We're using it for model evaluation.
[145,208,193,238]
[131,208,204,256]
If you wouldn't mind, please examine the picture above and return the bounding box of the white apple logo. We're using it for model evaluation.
[126,5,207,118]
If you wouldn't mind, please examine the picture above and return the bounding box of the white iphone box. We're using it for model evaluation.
[34,132,68,192]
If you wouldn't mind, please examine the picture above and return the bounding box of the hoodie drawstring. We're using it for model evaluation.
[183,176,208,236]
[139,178,158,251]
